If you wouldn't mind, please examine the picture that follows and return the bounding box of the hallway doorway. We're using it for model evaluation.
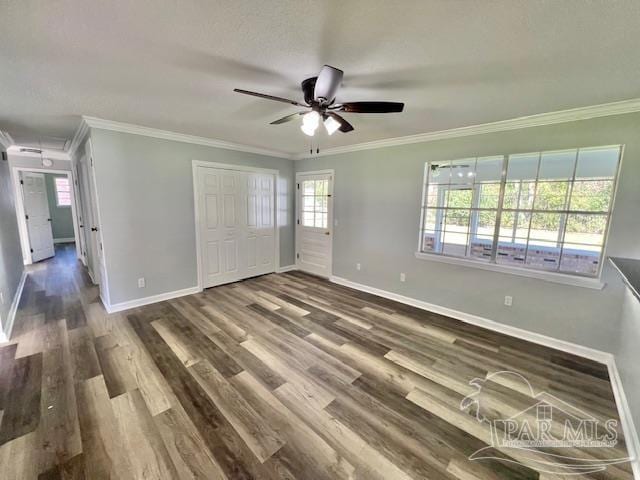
[12,167,81,265]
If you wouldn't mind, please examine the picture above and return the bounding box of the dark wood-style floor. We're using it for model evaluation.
[0,244,632,479]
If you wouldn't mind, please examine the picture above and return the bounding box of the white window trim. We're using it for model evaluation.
[414,251,604,289]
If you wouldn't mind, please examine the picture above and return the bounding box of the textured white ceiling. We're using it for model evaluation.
[1,0,639,156]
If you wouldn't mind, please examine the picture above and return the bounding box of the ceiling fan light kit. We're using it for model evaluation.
[234,65,404,138]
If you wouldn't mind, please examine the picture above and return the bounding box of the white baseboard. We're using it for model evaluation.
[607,360,640,478]
[54,237,75,244]
[330,275,611,363]
[329,274,639,478]
[104,286,200,314]
[276,265,297,273]
[1,270,28,342]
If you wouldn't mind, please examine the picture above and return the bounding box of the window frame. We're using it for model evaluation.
[54,176,72,207]
[416,145,623,288]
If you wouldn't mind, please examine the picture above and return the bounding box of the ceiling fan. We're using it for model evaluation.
[233,65,404,136]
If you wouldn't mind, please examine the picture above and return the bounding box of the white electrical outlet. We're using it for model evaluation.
[356,263,361,271]
[504,295,513,306]
[138,277,146,288]
[400,273,406,282]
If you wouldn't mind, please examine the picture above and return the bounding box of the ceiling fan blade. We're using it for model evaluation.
[339,101,404,113]
[270,112,305,125]
[314,65,343,104]
[328,113,354,133]
[233,88,304,106]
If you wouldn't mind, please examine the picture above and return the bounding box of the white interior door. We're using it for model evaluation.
[77,153,101,285]
[197,166,276,289]
[296,171,333,277]
[21,171,55,262]
[246,173,276,277]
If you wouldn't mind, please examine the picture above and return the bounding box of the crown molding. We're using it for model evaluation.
[67,118,90,158]
[0,131,14,150]
[293,97,640,160]
[80,116,292,159]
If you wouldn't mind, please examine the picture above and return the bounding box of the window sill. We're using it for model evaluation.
[414,251,605,290]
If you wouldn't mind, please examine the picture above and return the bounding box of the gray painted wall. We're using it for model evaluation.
[0,149,25,336]
[615,285,640,437]
[89,128,295,305]
[296,112,640,354]
[44,173,75,240]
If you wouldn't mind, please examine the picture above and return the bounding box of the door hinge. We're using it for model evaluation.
[20,179,24,185]
[296,253,299,259]
[296,219,300,225]
[297,183,300,190]
[30,248,34,253]
[25,214,29,220]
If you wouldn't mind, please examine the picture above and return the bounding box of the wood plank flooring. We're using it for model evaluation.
[0,243,633,479]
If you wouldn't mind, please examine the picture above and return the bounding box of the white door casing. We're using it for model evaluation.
[295,171,334,277]
[195,164,277,289]
[21,171,55,262]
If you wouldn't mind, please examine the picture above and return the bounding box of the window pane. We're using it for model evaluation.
[303,196,314,209]
[469,235,493,262]
[564,214,607,246]
[526,245,561,271]
[507,153,539,181]
[442,230,468,257]
[446,188,473,209]
[429,162,451,184]
[475,210,497,237]
[569,181,613,212]
[423,230,444,253]
[502,182,520,209]
[475,156,503,182]
[560,245,602,276]
[575,146,619,179]
[315,196,327,212]
[303,180,314,195]
[423,208,443,231]
[533,182,569,210]
[478,183,500,209]
[538,150,576,180]
[529,213,562,244]
[302,212,314,226]
[496,239,528,265]
[518,181,536,210]
[444,209,470,232]
[450,158,476,185]
[315,180,327,196]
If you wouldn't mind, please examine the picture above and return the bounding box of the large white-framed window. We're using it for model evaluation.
[418,145,622,279]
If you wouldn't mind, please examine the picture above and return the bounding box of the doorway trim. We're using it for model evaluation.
[295,169,335,278]
[191,160,281,292]
[12,166,82,265]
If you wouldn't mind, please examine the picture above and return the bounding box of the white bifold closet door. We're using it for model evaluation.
[197,166,276,289]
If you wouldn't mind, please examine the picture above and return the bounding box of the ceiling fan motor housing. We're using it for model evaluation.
[301,77,317,105]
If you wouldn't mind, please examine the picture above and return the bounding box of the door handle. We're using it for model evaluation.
[91,227,98,232]
[47,218,52,222]
[325,231,330,235]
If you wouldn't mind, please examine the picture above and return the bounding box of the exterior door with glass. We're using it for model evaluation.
[295,171,333,277]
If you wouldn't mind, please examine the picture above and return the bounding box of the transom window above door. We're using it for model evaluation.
[301,179,329,228]
[418,145,621,278]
